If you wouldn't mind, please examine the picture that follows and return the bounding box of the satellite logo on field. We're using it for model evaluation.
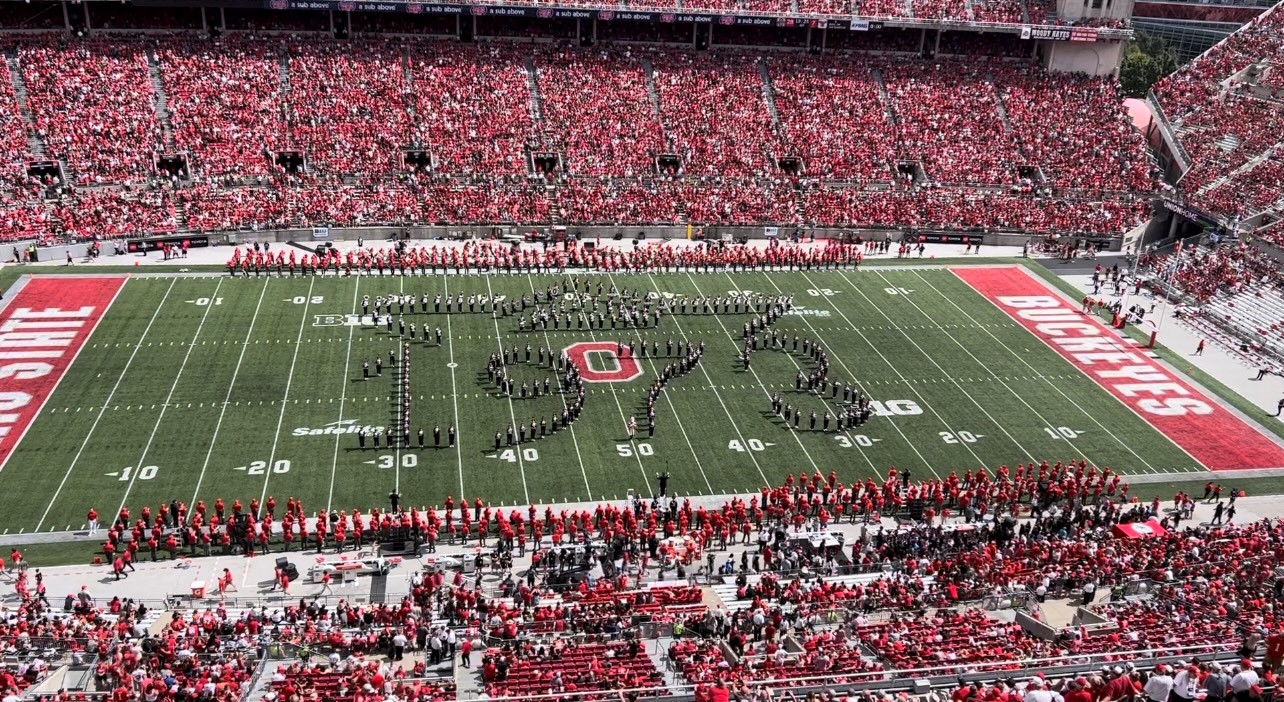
[293,419,378,437]
[471,6,488,15]
[338,2,355,11]
[269,0,288,9]
[660,13,676,21]
[537,8,554,17]
[719,14,736,24]
[599,10,615,19]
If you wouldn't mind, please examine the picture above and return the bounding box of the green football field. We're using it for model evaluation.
[0,266,1219,535]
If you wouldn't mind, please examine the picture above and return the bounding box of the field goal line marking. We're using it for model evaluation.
[526,273,593,500]
[36,277,179,532]
[677,272,803,486]
[115,278,225,516]
[326,277,364,513]
[732,271,881,476]
[190,279,272,505]
[602,271,714,496]
[258,278,317,509]
[909,269,1163,473]
[818,269,1035,470]
[482,275,532,506]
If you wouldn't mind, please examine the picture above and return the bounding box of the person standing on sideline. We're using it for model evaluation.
[1195,339,1206,355]
[86,508,99,536]
[1273,397,1284,417]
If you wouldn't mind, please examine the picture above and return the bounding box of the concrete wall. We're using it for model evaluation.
[194,225,1116,250]
[1016,611,1061,641]
[1043,40,1125,76]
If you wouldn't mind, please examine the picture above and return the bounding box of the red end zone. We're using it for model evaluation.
[954,266,1284,471]
[0,276,126,470]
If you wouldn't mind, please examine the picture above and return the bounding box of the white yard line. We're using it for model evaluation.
[729,272,880,475]
[115,278,224,515]
[481,276,532,505]
[526,273,594,499]
[603,271,714,495]
[676,272,808,484]
[440,275,466,502]
[908,270,1163,472]
[326,278,363,513]
[190,280,271,505]
[803,270,1000,472]
[37,278,179,531]
[257,278,317,509]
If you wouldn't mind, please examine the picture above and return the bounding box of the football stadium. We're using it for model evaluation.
[1,2,1284,702]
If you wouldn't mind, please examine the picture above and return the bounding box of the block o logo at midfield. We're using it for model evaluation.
[564,342,643,383]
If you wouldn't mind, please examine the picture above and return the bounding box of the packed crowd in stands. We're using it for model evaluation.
[1154,3,1284,223]
[882,60,1021,186]
[7,458,1284,702]
[651,51,783,178]
[410,43,536,177]
[1137,240,1279,303]
[1177,96,1284,204]
[767,57,896,183]
[156,38,285,180]
[0,0,1135,27]
[18,39,162,186]
[0,32,1153,242]
[281,41,414,178]
[533,46,665,178]
[1195,155,1284,220]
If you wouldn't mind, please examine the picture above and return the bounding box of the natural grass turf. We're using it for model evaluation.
[0,264,1235,546]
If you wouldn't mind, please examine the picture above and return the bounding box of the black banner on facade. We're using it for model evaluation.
[1021,25,1071,40]
[270,0,904,26]
[125,235,213,253]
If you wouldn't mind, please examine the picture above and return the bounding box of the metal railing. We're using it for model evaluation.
[474,641,1248,702]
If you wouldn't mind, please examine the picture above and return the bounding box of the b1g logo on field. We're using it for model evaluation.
[564,342,644,383]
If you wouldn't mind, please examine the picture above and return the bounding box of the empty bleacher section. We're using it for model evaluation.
[1138,242,1284,361]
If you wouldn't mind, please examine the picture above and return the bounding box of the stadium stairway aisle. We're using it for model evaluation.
[455,653,484,700]
[647,636,681,689]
